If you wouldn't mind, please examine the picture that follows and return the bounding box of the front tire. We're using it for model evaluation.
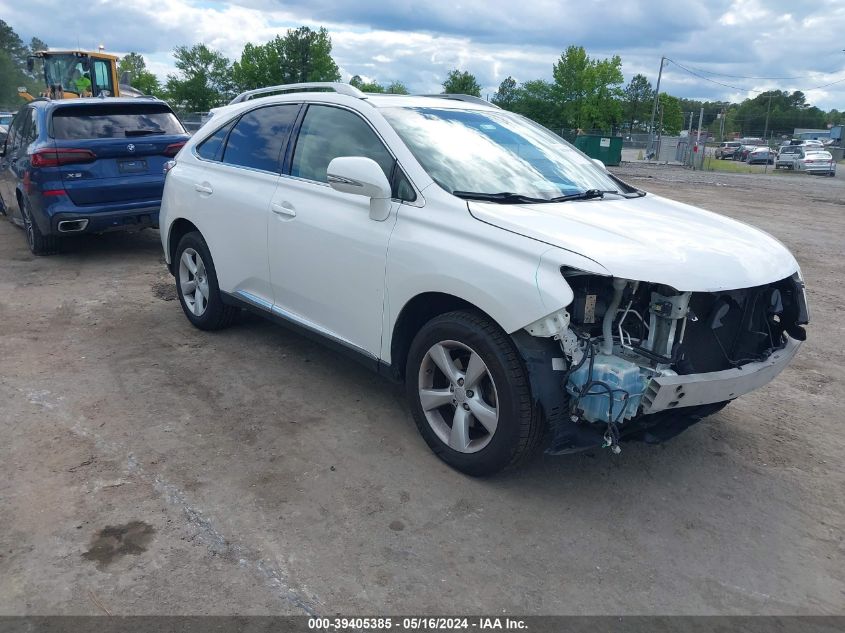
[405,310,542,476]
[174,231,238,331]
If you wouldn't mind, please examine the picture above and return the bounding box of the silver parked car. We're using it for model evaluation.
[746,146,774,165]
[796,150,836,176]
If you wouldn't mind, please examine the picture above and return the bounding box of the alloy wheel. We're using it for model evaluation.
[179,248,210,316]
[417,340,499,453]
[22,207,34,250]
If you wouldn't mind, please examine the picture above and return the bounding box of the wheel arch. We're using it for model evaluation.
[389,292,498,381]
[166,218,201,274]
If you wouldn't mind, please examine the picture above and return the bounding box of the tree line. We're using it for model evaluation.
[1,19,840,139]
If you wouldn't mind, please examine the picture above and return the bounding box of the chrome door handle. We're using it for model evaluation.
[194,183,213,194]
[271,201,296,217]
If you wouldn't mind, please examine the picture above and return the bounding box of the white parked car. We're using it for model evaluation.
[159,83,809,475]
[775,145,804,169]
[796,150,836,176]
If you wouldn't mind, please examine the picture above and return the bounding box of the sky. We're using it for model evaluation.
[2,0,845,110]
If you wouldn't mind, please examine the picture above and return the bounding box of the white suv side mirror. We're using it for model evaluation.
[592,158,606,170]
[327,156,392,221]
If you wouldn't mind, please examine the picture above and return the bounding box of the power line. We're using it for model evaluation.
[665,58,757,92]
[665,58,845,94]
[666,61,839,81]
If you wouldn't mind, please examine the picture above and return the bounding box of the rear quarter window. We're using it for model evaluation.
[51,104,186,140]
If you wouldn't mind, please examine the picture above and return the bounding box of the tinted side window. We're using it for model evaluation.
[221,105,299,173]
[391,166,417,202]
[25,109,38,145]
[92,59,114,96]
[196,120,235,161]
[291,105,394,183]
[15,110,33,150]
[8,105,28,149]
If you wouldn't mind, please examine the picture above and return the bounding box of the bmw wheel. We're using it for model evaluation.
[20,198,59,256]
[405,310,543,476]
[174,231,238,330]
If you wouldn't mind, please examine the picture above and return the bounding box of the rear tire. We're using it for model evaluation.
[405,310,542,476]
[21,198,59,256]
[174,231,238,331]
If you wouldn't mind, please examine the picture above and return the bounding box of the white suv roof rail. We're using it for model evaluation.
[419,94,500,109]
[229,82,366,104]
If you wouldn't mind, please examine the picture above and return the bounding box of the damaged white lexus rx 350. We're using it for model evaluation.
[159,84,809,476]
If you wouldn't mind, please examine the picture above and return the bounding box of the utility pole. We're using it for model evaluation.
[686,111,694,166]
[647,56,665,159]
[656,103,664,161]
[694,107,704,170]
[762,92,773,140]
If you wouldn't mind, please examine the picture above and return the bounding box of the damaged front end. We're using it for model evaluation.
[517,268,809,454]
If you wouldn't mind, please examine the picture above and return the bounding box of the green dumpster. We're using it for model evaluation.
[574,134,623,166]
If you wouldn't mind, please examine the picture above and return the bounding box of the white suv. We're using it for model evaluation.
[159,83,809,475]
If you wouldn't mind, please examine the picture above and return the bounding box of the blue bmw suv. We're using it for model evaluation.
[0,97,189,255]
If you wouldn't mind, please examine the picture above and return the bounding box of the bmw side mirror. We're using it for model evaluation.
[326,156,393,221]
[592,158,607,170]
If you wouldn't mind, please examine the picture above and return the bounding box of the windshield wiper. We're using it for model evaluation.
[547,189,606,202]
[125,129,165,137]
[452,191,551,204]
[454,188,613,204]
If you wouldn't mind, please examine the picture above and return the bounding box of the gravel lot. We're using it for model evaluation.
[1,164,843,615]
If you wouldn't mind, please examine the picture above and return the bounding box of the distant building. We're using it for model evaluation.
[793,128,831,140]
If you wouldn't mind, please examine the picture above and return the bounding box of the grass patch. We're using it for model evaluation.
[701,159,774,174]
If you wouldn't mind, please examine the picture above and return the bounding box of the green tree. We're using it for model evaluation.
[118,52,146,79]
[0,21,42,103]
[442,69,481,96]
[118,52,160,95]
[359,80,385,93]
[232,41,280,91]
[0,20,27,69]
[164,44,233,111]
[29,37,47,53]
[279,26,340,84]
[509,80,560,130]
[491,76,518,109]
[350,77,405,93]
[658,93,684,135]
[552,45,623,131]
[0,50,21,105]
[622,74,654,133]
[730,90,826,137]
[232,27,340,92]
[385,80,408,94]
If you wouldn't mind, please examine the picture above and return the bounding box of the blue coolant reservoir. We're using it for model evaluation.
[566,354,647,424]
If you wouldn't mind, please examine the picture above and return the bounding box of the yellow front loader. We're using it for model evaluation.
[18,50,144,101]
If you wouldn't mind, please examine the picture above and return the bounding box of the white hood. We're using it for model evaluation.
[469,194,799,292]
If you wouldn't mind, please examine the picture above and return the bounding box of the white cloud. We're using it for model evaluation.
[1,0,844,109]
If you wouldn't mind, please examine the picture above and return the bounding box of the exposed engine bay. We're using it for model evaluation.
[524,268,809,453]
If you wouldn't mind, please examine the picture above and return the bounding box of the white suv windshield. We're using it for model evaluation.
[381,106,620,201]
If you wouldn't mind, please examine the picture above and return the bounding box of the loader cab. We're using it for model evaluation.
[25,51,118,100]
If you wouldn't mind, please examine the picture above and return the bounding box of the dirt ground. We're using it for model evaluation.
[1,165,843,616]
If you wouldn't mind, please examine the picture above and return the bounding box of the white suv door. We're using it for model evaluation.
[190,104,300,306]
[267,104,407,359]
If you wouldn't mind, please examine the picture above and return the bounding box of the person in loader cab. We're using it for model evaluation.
[71,68,92,96]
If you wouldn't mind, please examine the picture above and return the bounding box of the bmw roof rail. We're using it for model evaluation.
[229,82,366,104]
[420,94,500,108]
